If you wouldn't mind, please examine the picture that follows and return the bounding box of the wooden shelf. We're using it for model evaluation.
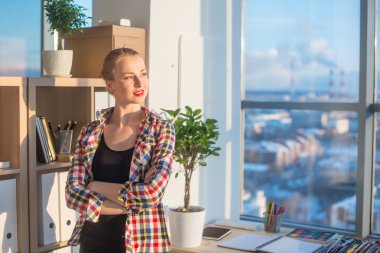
[29,76,105,87]
[36,162,72,173]
[28,77,104,253]
[0,77,29,253]
[38,240,69,253]
[0,168,21,176]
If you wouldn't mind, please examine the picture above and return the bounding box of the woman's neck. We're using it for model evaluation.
[109,104,144,127]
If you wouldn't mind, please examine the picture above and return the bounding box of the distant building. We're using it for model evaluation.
[329,195,355,230]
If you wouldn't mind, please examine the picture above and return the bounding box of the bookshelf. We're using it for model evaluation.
[0,77,29,252]
[28,77,106,253]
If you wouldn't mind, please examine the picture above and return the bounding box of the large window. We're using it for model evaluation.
[242,0,378,235]
[0,0,92,77]
[374,113,380,234]
[373,1,380,235]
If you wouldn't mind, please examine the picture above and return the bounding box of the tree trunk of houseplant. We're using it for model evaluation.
[168,164,206,248]
[184,165,192,211]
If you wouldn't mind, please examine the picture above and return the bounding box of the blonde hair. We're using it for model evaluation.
[100,48,141,81]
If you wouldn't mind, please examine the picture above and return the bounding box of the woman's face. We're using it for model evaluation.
[107,54,148,105]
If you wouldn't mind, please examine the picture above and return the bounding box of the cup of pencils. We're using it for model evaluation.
[57,129,73,154]
[263,202,285,233]
[53,120,76,155]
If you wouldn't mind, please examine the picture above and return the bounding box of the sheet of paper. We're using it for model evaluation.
[218,233,279,252]
[258,236,324,253]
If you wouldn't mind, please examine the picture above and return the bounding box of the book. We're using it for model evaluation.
[36,117,50,163]
[202,226,232,240]
[0,161,10,169]
[257,236,324,253]
[287,228,337,244]
[40,116,57,161]
[218,233,279,252]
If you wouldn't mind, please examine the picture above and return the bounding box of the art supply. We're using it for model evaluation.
[56,129,73,155]
[287,228,337,244]
[321,236,380,253]
[264,202,285,233]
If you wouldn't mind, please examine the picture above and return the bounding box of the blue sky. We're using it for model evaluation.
[245,0,360,93]
[0,0,41,76]
[0,0,92,77]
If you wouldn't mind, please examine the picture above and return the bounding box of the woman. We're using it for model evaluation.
[65,48,175,253]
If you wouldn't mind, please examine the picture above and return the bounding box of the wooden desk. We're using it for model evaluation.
[171,224,292,253]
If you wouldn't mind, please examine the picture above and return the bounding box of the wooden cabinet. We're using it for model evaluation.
[65,25,146,78]
[27,77,106,253]
[0,77,29,252]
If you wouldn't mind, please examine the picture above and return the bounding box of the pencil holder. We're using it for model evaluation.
[263,212,283,233]
[55,130,73,155]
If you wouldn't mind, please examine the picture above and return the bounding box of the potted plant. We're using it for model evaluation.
[42,0,90,77]
[162,106,221,248]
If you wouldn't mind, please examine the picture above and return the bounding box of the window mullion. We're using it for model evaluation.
[356,0,376,238]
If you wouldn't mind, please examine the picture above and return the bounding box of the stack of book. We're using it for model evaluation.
[320,236,380,252]
[36,116,56,163]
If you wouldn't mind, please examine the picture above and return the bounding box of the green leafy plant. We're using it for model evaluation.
[44,0,90,50]
[162,106,221,212]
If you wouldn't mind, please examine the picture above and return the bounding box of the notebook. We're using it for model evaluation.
[257,236,324,253]
[202,227,232,240]
[218,233,279,252]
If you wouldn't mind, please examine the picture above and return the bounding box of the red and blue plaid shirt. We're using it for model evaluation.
[65,107,175,252]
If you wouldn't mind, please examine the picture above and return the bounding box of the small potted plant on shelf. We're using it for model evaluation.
[42,0,90,77]
[162,106,221,248]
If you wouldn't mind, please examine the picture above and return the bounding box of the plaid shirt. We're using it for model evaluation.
[65,107,175,252]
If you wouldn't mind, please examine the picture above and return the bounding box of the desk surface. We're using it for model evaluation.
[171,224,293,253]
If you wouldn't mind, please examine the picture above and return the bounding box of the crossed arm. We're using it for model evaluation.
[66,122,175,220]
[86,181,125,215]
[86,163,159,215]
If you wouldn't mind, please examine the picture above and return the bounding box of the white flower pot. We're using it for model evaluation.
[168,206,206,248]
[42,50,73,77]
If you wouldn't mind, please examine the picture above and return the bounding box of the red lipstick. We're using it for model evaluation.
[133,90,144,96]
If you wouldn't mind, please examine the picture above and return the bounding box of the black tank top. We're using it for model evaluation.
[80,134,133,253]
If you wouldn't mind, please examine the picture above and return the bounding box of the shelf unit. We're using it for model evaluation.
[0,77,29,252]
[28,77,106,253]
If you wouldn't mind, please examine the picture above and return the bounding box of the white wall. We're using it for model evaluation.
[93,0,242,224]
[92,0,150,29]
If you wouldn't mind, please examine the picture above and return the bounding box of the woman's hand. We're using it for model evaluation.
[86,181,98,192]
[144,168,156,183]
[86,181,124,206]
[100,199,128,215]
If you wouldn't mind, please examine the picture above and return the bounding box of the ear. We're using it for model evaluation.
[106,81,114,95]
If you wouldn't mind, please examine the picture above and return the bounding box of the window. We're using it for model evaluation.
[74,0,92,27]
[374,113,380,234]
[373,1,380,236]
[0,0,42,76]
[242,0,377,235]
[0,0,92,77]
